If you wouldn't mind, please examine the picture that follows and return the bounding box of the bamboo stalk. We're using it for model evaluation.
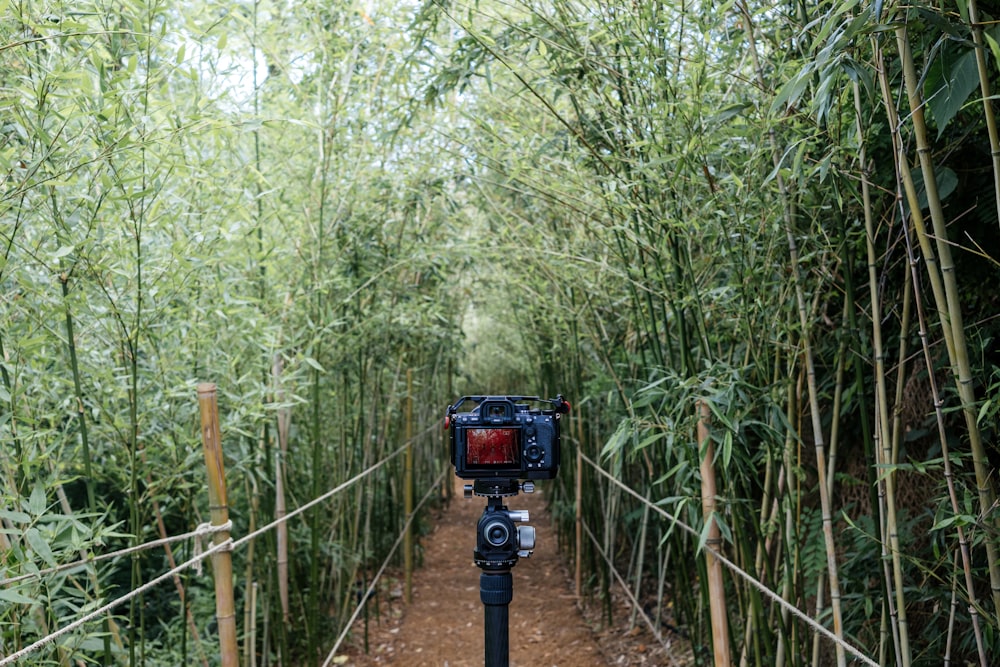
[0,322,24,498]
[247,582,258,667]
[197,383,239,667]
[58,271,95,512]
[242,475,259,667]
[852,66,909,666]
[698,399,731,667]
[629,486,651,630]
[903,224,989,666]
[272,354,291,625]
[57,229,115,666]
[890,16,1000,622]
[776,377,798,667]
[575,416,583,601]
[404,368,414,604]
[964,0,1000,232]
[741,442,778,667]
[142,448,209,667]
[736,4,846,663]
[887,235,915,667]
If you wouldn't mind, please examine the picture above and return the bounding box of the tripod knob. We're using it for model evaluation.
[521,481,535,493]
[517,525,535,551]
[464,484,474,498]
[507,510,529,523]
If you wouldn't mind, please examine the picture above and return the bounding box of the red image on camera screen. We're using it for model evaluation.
[466,428,518,466]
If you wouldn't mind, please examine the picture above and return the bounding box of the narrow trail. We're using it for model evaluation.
[342,475,610,666]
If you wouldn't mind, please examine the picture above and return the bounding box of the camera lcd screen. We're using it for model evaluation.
[465,428,519,467]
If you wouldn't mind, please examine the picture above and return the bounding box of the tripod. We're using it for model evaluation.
[467,478,536,667]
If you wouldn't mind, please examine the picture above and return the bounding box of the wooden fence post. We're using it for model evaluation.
[698,399,732,667]
[198,383,239,667]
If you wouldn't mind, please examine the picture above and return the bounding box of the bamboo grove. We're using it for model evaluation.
[2,1,1000,667]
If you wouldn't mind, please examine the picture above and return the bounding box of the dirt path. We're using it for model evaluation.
[341,475,607,666]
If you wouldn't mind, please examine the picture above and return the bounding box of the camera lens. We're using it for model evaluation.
[483,520,510,547]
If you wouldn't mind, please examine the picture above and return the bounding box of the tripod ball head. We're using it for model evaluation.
[474,503,533,569]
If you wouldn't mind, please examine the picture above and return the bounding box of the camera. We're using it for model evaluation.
[445,395,569,481]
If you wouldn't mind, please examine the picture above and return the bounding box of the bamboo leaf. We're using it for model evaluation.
[601,418,632,459]
[26,527,57,567]
[0,588,37,605]
[925,46,979,138]
[28,483,46,516]
[955,0,969,23]
[709,103,751,126]
[636,430,665,451]
[931,513,976,531]
[0,509,31,524]
[909,165,958,211]
[770,67,811,115]
[302,356,326,373]
[52,245,75,259]
[986,28,1000,73]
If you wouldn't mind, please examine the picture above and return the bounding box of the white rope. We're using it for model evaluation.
[0,520,233,588]
[321,465,449,667]
[579,450,880,667]
[0,537,233,666]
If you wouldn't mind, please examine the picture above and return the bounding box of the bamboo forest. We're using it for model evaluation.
[3,0,1000,665]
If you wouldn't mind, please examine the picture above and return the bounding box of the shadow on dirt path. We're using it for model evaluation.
[341,474,607,666]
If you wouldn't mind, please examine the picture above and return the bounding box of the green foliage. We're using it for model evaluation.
[417,0,1000,665]
[3,0,1000,665]
[1,0,462,662]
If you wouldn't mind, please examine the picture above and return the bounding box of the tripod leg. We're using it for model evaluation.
[480,571,513,667]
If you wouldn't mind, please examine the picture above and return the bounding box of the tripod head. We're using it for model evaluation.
[466,479,535,571]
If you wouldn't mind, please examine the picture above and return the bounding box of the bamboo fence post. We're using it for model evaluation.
[272,354,291,625]
[404,368,414,604]
[197,383,239,667]
[698,399,731,667]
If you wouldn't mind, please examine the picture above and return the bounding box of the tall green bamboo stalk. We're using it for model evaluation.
[886,9,1000,621]
[903,223,989,667]
[964,0,1000,232]
[736,4,846,663]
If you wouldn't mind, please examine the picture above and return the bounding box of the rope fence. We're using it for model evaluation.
[0,419,442,665]
[5,408,879,666]
[578,448,880,667]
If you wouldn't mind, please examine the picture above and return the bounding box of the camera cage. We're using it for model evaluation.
[445,395,569,482]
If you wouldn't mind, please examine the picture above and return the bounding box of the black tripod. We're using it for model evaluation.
[468,478,536,667]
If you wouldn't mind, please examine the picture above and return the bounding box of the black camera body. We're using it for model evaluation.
[446,395,569,481]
